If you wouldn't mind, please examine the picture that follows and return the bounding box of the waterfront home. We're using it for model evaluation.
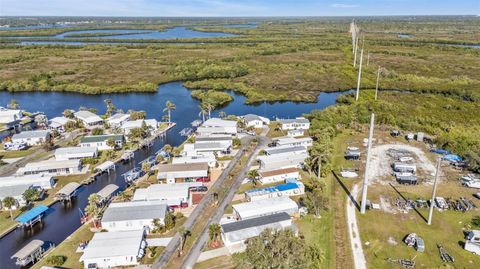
[258,167,300,184]
[264,145,307,156]
[221,212,295,253]
[121,119,158,135]
[0,185,32,208]
[183,142,231,157]
[232,197,298,220]
[101,200,168,232]
[11,130,50,146]
[74,110,103,128]
[16,159,84,176]
[242,114,270,128]
[79,229,147,269]
[274,137,313,148]
[156,163,209,184]
[172,154,217,168]
[196,118,237,136]
[79,134,124,151]
[287,129,304,137]
[257,152,308,170]
[278,117,310,130]
[0,108,23,125]
[195,135,233,147]
[106,113,130,128]
[48,116,73,132]
[245,179,305,201]
[132,182,203,207]
[55,146,98,161]
[0,175,54,208]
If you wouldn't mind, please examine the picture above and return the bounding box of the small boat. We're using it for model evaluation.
[180,128,194,136]
[123,167,144,183]
[191,120,202,127]
[340,170,358,178]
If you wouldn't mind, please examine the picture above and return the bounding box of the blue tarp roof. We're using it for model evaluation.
[431,149,451,155]
[15,205,49,224]
[443,154,463,162]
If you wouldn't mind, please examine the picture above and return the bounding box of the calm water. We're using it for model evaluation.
[0,82,346,268]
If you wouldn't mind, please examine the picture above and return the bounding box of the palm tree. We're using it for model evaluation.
[142,162,151,175]
[8,99,19,109]
[85,194,100,227]
[2,197,16,219]
[163,101,176,123]
[208,223,221,244]
[178,227,191,256]
[63,109,74,118]
[203,102,215,119]
[162,144,173,156]
[198,106,207,122]
[218,111,226,119]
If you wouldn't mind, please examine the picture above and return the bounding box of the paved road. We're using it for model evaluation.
[181,130,270,269]
[152,135,258,269]
[347,184,367,269]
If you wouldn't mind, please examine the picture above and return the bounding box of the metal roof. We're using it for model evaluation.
[278,117,310,124]
[102,200,167,222]
[196,136,232,142]
[202,118,237,127]
[246,182,302,196]
[80,134,124,143]
[156,163,208,173]
[232,197,298,219]
[96,161,115,172]
[74,110,103,123]
[97,184,119,200]
[55,146,97,155]
[259,167,299,178]
[56,182,81,196]
[264,146,306,155]
[0,184,32,198]
[194,142,226,150]
[15,205,49,224]
[221,212,290,233]
[80,230,144,260]
[11,239,44,259]
[243,114,262,122]
[21,159,80,171]
[12,130,50,140]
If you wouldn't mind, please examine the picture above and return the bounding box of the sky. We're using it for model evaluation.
[0,0,479,17]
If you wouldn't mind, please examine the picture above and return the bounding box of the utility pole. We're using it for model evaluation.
[353,36,359,67]
[360,113,375,214]
[367,51,370,66]
[427,158,441,225]
[375,67,381,101]
[355,39,364,102]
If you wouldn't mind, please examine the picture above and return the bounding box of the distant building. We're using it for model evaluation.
[79,230,147,269]
[101,200,168,232]
[74,110,103,127]
[221,212,295,253]
[278,117,310,130]
[55,147,98,161]
[16,159,84,176]
[121,119,158,135]
[156,163,209,184]
[257,152,308,170]
[172,154,217,168]
[243,114,270,128]
[245,179,305,201]
[0,108,23,125]
[106,113,130,128]
[274,137,313,148]
[264,146,307,156]
[132,182,203,207]
[11,130,50,146]
[196,118,237,136]
[258,167,300,184]
[48,116,73,132]
[232,197,298,220]
[79,134,124,151]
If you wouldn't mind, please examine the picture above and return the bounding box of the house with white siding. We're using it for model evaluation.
[132,182,203,207]
[156,163,209,184]
[79,134,124,151]
[232,197,298,220]
[11,130,50,146]
[16,159,84,176]
[258,167,300,184]
[242,114,270,128]
[196,118,237,136]
[55,147,98,160]
[0,108,23,125]
[278,117,310,130]
[74,110,103,128]
[121,119,158,135]
[106,113,130,128]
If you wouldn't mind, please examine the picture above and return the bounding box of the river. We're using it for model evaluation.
[0,82,346,268]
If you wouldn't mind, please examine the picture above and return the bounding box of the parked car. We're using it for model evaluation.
[190,186,208,192]
[3,142,27,151]
[246,131,256,136]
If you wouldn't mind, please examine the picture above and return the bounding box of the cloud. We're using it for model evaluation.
[330,3,359,8]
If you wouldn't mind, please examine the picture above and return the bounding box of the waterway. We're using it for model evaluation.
[0,82,347,268]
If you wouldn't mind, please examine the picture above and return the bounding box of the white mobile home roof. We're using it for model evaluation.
[232,197,298,220]
[275,137,312,147]
[195,135,232,142]
[0,184,32,199]
[278,117,310,124]
[106,113,130,124]
[194,142,228,151]
[74,110,103,124]
[80,230,144,260]
[121,119,157,130]
[172,155,216,166]
[102,200,167,222]
[257,152,308,169]
[264,146,307,155]
[202,118,237,128]
[0,174,54,189]
[132,182,202,204]
[12,130,50,140]
[156,163,208,179]
[49,116,72,126]
[55,147,97,160]
[16,159,81,175]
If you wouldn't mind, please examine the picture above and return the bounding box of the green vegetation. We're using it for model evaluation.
[191,89,233,107]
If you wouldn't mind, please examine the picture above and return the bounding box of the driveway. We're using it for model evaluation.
[347,184,367,269]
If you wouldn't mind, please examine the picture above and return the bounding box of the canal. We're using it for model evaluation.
[0,82,348,268]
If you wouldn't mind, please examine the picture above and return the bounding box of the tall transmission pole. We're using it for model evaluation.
[353,36,359,67]
[355,40,364,102]
[375,67,381,101]
[427,158,441,225]
[360,113,375,214]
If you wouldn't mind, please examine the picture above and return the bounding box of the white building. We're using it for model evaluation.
[257,152,308,170]
[156,163,209,184]
[16,159,84,176]
[243,114,270,128]
[79,134,124,151]
[55,147,98,161]
[132,182,203,207]
[0,108,23,124]
[172,154,217,168]
[258,167,300,184]
[48,116,73,132]
[79,229,147,269]
[232,197,298,220]
[101,200,168,232]
[264,146,307,156]
[197,118,237,136]
[195,135,233,147]
[278,117,310,130]
[0,185,31,208]
[106,113,130,128]
[0,175,55,208]
[465,230,480,255]
[74,110,103,127]
[221,212,294,253]
[121,119,158,135]
[287,129,304,137]
[11,130,50,146]
[275,137,313,148]
[245,179,305,201]
[183,142,232,156]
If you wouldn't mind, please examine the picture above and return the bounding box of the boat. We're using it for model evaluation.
[340,170,358,178]
[123,167,144,183]
[180,128,194,136]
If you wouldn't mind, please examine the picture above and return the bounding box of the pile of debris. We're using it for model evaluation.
[434,196,477,212]
[404,233,425,252]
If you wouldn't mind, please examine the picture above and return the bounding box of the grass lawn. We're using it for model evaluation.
[0,210,20,237]
[194,255,235,269]
[0,148,36,159]
[32,223,94,269]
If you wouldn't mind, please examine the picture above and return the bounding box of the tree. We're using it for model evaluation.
[208,223,221,245]
[164,211,175,230]
[233,138,241,148]
[219,111,227,119]
[142,162,151,175]
[156,154,165,163]
[178,226,191,256]
[162,144,173,156]
[128,110,146,120]
[128,127,147,141]
[106,139,116,150]
[91,128,104,136]
[85,194,100,226]
[472,216,480,228]
[151,218,164,233]
[163,101,176,123]
[63,109,74,118]
[104,99,117,117]
[43,134,54,151]
[198,106,207,122]
[8,99,20,109]
[46,255,67,266]
[203,102,215,119]
[304,187,328,218]
[247,170,259,185]
[236,228,307,269]
[23,188,41,203]
[2,196,16,219]
[307,244,325,269]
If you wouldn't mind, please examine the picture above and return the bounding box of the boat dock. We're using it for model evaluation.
[97,184,119,203]
[15,205,49,229]
[120,150,134,162]
[95,161,116,174]
[122,167,144,183]
[11,239,48,266]
[55,182,81,202]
